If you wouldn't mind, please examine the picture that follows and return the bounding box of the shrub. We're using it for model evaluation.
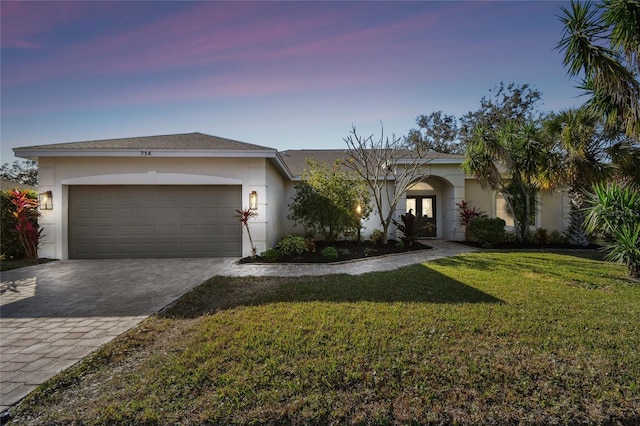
[393,211,430,247]
[370,229,384,245]
[3,190,42,260]
[468,217,506,248]
[321,246,339,260]
[276,234,308,256]
[533,228,550,245]
[584,181,640,278]
[261,248,279,262]
[456,200,487,241]
[338,248,351,256]
[549,230,568,245]
[304,237,316,253]
[363,247,377,257]
[235,208,258,259]
[1,191,24,258]
[395,241,405,251]
[504,231,518,243]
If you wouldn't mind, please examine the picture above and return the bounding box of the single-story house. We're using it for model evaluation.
[14,132,571,260]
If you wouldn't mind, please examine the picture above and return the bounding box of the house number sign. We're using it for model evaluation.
[140,151,152,156]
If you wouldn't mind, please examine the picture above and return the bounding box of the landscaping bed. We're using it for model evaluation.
[238,240,431,263]
[0,257,56,272]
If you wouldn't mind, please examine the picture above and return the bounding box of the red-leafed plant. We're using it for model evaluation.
[456,200,487,241]
[10,189,43,261]
[235,208,258,259]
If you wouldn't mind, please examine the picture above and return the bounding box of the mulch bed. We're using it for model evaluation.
[239,240,431,264]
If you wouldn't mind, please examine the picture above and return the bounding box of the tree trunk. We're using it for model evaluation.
[382,220,390,245]
[567,189,590,246]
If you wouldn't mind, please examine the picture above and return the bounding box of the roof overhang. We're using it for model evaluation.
[14,147,294,179]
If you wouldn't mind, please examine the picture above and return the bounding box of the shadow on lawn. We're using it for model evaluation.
[162,263,504,319]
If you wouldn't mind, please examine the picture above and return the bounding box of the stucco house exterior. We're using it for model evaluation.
[14,132,570,260]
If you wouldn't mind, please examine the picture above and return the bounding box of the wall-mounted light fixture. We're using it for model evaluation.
[249,191,258,210]
[39,191,53,210]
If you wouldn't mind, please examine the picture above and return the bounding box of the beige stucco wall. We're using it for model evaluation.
[37,156,279,259]
[538,188,570,232]
[464,177,570,235]
[264,161,287,251]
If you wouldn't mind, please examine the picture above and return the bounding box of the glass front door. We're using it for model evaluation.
[405,196,437,237]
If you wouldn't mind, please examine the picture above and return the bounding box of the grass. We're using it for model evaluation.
[10,251,640,425]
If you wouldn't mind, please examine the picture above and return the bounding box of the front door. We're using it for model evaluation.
[406,196,437,237]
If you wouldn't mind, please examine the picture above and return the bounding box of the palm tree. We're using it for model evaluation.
[546,108,640,246]
[544,109,609,246]
[557,0,640,138]
[463,120,552,242]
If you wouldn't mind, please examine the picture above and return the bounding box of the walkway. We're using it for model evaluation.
[0,240,474,416]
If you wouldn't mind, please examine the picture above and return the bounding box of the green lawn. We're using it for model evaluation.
[12,251,640,425]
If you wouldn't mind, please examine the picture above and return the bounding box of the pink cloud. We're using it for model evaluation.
[2,0,499,116]
[1,1,87,49]
[3,2,478,86]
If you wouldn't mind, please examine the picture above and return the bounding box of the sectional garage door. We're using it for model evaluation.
[69,185,242,258]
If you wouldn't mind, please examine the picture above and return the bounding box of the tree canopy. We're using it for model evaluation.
[557,0,640,138]
[406,83,545,155]
[404,111,463,154]
[0,160,38,186]
[288,159,371,242]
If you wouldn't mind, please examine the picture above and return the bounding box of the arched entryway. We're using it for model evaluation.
[405,176,458,239]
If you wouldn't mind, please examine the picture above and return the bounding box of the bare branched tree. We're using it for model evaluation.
[343,125,431,244]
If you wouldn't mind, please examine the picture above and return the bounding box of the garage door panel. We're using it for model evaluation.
[69,185,241,258]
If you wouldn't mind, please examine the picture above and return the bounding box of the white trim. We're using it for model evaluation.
[15,149,276,158]
[61,171,242,185]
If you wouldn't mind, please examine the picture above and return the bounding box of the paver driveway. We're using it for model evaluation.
[0,257,239,414]
[0,240,474,416]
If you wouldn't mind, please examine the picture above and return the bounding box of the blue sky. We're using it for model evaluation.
[1,1,583,163]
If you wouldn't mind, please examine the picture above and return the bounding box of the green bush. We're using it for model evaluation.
[276,234,308,256]
[468,217,506,247]
[338,248,351,256]
[393,211,430,247]
[533,228,550,245]
[1,190,39,258]
[321,246,339,260]
[549,230,568,245]
[261,248,279,262]
[370,229,384,245]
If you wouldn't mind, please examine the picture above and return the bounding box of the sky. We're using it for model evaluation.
[1,0,584,164]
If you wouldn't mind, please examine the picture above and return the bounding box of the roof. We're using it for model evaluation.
[280,149,464,177]
[14,132,275,152]
[1,178,37,191]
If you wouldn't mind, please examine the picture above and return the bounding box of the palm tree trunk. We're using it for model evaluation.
[567,188,590,247]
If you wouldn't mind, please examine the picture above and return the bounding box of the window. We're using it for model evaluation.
[495,192,537,228]
[495,194,514,227]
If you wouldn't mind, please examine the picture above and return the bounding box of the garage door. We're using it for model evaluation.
[69,185,242,258]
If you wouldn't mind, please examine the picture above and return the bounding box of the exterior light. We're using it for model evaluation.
[39,191,53,210]
[249,191,258,210]
[356,204,362,215]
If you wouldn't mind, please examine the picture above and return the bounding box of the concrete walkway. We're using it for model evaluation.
[0,240,474,415]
